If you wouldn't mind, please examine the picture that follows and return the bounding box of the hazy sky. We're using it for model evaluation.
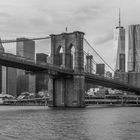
[0,0,140,70]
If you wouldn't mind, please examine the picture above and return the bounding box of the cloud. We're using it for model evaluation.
[0,12,10,18]
[0,0,140,70]
[95,32,113,44]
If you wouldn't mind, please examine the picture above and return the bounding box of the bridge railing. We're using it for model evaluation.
[3,97,50,106]
[85,95,140,105]
[0,51,35,63]
[0,51,75,75]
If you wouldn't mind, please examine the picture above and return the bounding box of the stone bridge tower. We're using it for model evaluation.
[48,31,85,107]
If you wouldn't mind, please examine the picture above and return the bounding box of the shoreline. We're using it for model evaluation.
[86,104,140,108]
[0,104,139,112]
[0,105,49,112]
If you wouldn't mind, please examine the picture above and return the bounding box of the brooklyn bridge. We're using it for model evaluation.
[0,31,140,107]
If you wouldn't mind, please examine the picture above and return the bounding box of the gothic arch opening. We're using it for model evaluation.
[56,45,63,66]
[67,43,75,69]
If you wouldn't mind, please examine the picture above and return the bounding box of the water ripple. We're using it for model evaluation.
[0,106,140,140]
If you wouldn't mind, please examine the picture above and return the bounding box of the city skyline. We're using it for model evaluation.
[0,1,139,139]
[0,0,140,69]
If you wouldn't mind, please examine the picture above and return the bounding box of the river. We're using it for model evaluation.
[0,106,140,140]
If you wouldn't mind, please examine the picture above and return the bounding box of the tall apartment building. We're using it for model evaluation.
[128,24,140,72]
[96,64,105,76]
[0,39,18,96]
[6,67,17,96]
[114,9,125,72]
[16,38,35,95]
[0,38,7,94]
[0,39,5,93]
[36,53,48,93]
[2,66,6,93]
[85,54,93,73]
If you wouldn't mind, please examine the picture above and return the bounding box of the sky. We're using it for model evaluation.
[0,0,140,70]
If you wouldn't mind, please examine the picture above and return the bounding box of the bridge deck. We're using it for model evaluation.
[0,52,139,93]
[0,52,73,75]
[85,73,140,93]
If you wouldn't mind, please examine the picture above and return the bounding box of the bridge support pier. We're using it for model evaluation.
[48,76,54,107]
[48,75,85,108]
[73,75,85,107]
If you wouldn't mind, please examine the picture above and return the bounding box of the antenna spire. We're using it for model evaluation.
[119,8,121,27]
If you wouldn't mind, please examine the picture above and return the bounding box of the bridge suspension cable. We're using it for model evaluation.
[84,38,115,72]
[0,36,50,44]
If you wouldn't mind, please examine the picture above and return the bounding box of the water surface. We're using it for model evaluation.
[0,106,140,140]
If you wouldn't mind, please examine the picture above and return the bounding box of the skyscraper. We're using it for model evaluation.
[96,64,105,76]
[16,38,35,95]
[85,54,93,73]
[114,9,125,72]
[0,38,7,93]
[128,24,140,72]
[36,53,49,93]
[6,67,17,96]
[0,39,17,95]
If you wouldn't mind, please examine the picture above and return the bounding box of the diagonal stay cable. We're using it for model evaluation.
[84,38,115,72]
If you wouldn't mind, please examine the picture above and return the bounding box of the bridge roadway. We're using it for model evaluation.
[0,52,73,75]
[0,52,140,93]
[85,73,140,94]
